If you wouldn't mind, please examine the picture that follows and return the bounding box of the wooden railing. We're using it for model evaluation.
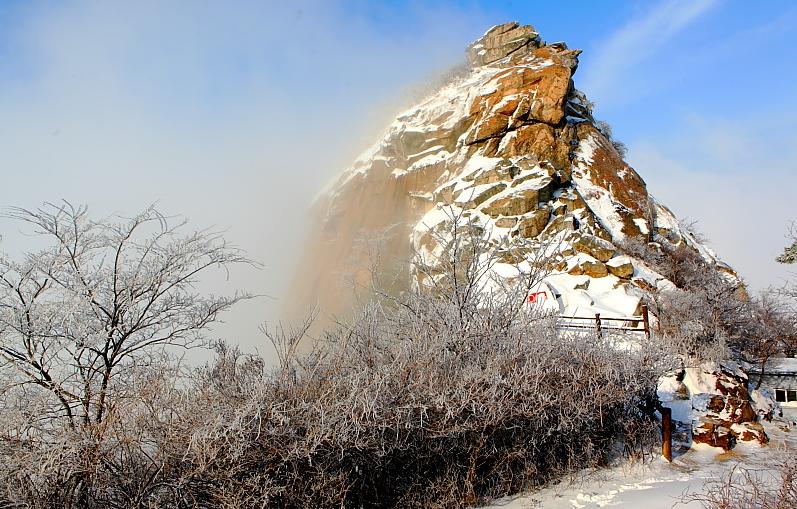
[556,305,651,339]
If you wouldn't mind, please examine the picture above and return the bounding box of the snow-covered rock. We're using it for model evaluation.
[658,362,776,451]
[286,22,740,323]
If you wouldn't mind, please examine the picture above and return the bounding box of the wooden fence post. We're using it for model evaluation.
[642,304,651,340]
[594,313,602,338]
[661,406,672,462]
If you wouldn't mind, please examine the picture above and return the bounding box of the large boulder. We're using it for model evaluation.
[468,61,573,130]
[462,160,516,186]
[735,422,769,444]
[658,362,773,452]
[467,22,541,67]
[514,209,551,239]
[606,256,634,279]
[496,124,570,170]
[568,259,608,278]
[456,183,507,208]
[495,216,518,228]
[571,234,615,262]
[481,176,553,217]
[692,417,737,451]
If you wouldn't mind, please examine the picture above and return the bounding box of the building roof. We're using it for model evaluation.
[744,357,797,375]
[762,357,797,375]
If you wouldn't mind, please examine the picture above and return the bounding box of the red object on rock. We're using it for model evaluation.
[528,291,547,303]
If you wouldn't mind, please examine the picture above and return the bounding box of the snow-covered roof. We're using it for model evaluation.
[745,358,797,390]
[762,358,797,374]
[745,357,797,375]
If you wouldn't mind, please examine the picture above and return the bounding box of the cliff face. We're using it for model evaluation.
[287,22,735,322]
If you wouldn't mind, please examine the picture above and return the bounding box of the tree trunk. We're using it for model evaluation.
[755,356,767,391]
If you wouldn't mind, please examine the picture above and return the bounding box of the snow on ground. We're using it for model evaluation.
[482,408,797,509]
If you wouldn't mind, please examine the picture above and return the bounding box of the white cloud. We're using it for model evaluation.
[580,0,718,104]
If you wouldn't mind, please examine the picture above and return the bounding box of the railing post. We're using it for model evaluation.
[661,406,672,462]
[595,313,602,338]
[642,304,651,340]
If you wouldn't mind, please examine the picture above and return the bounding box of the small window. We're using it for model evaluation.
[776,389,786,402]
[789,390,797,402]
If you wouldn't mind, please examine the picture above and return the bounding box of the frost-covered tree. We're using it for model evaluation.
[594,119,628,158]
[777,223,797,264]
[0,202,252,428]
[774,223,797,356]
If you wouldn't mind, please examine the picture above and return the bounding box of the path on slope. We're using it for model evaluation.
[484,409,797,509]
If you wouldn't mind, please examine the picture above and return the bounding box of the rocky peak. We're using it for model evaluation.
[467,22,543,67]
[285,22,738,325]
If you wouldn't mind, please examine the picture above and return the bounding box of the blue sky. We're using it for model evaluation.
[0,0,795,350]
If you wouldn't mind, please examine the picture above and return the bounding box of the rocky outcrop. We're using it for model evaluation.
[571,234,615,262]
[515,209,551,239]
[286,22,740,324]
[606,256,634,279]
[481,177,553,217]
[569,259,608,278]
[658,363,773,452]
[467,22,542,67]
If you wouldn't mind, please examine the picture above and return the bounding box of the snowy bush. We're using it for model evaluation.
[612,139,628,158]
[593,119,628,158]
[0,212,664,509]
[618,234,752,362]
[152,309,660,508]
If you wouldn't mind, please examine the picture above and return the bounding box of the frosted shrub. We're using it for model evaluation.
[159,299,661,508]
[138,218,661,508]
[0,202,252,508]
[0,210,664,508]
[618,234,751,362]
